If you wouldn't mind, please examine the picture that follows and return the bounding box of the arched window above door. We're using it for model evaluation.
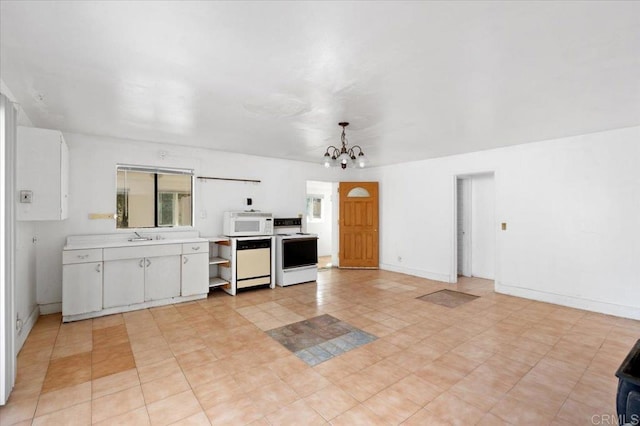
[347,187,370,198]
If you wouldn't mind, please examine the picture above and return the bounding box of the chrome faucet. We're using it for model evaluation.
[129,231,152,242]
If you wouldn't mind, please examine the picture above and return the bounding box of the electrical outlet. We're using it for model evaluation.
[20,190,33,203]
[246,198,252,206]
[16,315,23,334]
[501,222,507,231]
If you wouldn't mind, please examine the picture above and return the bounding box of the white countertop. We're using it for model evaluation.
[64,231,211,250]
[64,237,209,251]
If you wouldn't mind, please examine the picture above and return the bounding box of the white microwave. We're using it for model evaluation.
[223,211,274,237]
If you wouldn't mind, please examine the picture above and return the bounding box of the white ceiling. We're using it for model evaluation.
[1,1,639,167]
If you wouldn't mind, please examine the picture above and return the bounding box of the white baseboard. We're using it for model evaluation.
[495,281,640,321]
[15,305,39,354]
[62,293,207,323]
[39,302,62,315]
[380,263,451,283]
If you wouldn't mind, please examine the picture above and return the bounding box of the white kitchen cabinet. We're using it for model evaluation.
[17,126,69,221]
[181,252,209,296]
[63,261,103,316]
[145,255,181,301]
[63,233,210,322]
[103,255,181,307]
[182,241,210,296]
[103,243,182,307]
[103,258,145,308]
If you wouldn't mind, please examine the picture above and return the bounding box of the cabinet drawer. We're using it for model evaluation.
[182,242,209,254]
[103,244,182,261]
[63,249,103,264]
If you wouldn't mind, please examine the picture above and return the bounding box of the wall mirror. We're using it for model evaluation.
[116,165,193,228]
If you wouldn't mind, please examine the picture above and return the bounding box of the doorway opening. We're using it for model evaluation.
[454,172,496,284]
[305,181,338,269]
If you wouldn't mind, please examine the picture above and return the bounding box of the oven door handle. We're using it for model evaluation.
[282,237,318,244]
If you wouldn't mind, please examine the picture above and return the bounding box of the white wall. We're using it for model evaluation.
[2,83,38,357]
[1,91,18,403]
[33,132,350,309]
[14,221,37,350]
[359,126,640,320]
[471,174,495,279]
[18,122,640,321]
[305,181,333,256]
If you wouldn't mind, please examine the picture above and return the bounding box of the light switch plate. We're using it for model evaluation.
[501,222,507,230]
[20,190,33,203]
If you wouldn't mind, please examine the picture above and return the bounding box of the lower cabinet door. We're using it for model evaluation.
[62,262,103,316]
[103,259,145,308]
[181,253,209,296]
[144,255,181,301]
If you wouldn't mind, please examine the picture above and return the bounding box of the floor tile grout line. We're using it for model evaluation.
[9,273,633,425]
[125,317,153,426]
[31,317,64,422]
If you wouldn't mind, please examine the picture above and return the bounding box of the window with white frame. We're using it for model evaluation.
[306,194,323,222]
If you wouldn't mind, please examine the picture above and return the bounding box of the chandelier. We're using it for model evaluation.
[322,122,367,169]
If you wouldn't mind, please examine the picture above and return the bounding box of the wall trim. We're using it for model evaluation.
[15,305,39,354]
[380,263,452,283]
[495,281,640,321]
[38,302,61,315]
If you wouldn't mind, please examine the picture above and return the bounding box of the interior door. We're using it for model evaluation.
[339,182,379,268]
[457,178,472,277]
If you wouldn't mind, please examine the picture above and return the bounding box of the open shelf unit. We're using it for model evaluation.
[207,237,231,289]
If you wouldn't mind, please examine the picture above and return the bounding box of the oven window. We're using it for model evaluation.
[283,239,318,269]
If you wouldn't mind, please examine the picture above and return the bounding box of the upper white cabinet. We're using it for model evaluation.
[17,126,69,221]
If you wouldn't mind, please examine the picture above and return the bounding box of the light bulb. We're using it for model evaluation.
[338,152,350,164]
[357,153,367,168]
[321,153,332,168]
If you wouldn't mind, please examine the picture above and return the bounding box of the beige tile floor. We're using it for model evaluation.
[317,256,332,269]
[1,268,638,425]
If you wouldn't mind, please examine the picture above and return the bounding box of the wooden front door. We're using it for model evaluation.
[339,182,379,268]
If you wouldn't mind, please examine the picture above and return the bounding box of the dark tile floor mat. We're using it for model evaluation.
[416,289,479,308]
[266,314,377,366]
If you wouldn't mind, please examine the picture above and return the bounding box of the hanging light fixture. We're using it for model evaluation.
[321,122,367,169]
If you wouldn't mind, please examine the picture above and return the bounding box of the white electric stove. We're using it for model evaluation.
[274,218,318,286]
